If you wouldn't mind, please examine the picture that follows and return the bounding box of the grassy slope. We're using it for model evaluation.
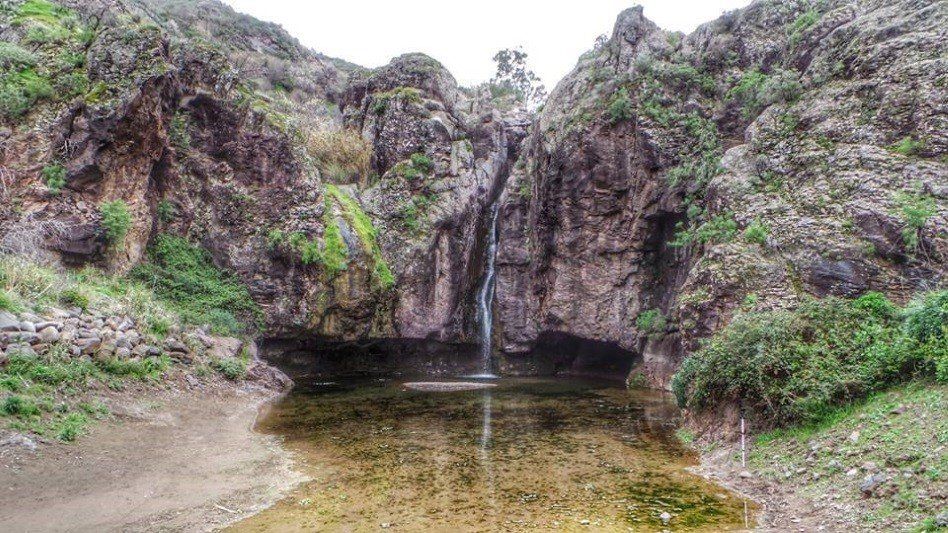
[749,383,947,531]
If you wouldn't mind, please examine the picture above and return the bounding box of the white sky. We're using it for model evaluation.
[220,1,753,89]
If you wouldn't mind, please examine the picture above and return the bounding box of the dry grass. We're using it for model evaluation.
[304,126,372,184]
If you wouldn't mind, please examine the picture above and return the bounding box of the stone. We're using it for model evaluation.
[0,312,20,332]
[860,474,887,497]
[848,431,859,443]
[935,512,948,528]
[845,468,858,477]
[38,326,60,344]
[739,470,753,479]
[659,512,671,525]
[19,321,36,333]
[114,347,131,359]
[165,339,189,354]
[0,433,37,451]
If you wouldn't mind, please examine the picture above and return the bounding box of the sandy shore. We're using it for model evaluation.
[0,382,305,532]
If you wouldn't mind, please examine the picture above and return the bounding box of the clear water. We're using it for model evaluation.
[476,202,500,377]
[229,378,752,532]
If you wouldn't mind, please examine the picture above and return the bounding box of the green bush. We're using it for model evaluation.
[890,136,924,157]
[99,200,132,246]
[56,412,88,442]
[131,234,261,334]
[0,42,37,69]
[0,289,21,312]
[672,291,947,426]
[607,87,633,124]
[671,212,738,248]
[59,288,89,310]
[409,152,433,173]
[894,191,936,252]
[743,218,769,244]
[211,356,248,381]
[636,309,667,336]
[42,164,66,194]
[2,395,40,417]
[788,9,819,46]
[168,111,191,150]
[156,200,176,223]
[0,68,54,119]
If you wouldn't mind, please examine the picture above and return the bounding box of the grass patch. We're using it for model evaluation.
[42,164,66,194]
[606,87,633,124]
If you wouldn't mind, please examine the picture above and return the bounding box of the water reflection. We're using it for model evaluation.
[480,389,497,521]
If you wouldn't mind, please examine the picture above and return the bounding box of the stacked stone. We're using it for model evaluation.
[0,308,197,365]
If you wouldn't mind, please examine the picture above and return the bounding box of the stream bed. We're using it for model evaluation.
[229,378,752,532]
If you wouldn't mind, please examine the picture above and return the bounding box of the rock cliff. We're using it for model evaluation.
[494,0,947,384]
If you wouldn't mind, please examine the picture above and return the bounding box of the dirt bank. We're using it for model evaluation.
[0,379,306,532]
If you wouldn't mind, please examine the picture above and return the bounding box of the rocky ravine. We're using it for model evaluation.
[0,0,945,385]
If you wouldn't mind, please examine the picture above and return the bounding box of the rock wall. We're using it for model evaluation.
[494,0,947,386]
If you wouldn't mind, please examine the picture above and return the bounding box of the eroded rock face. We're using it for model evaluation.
[0,0,524,348]
[495,0,947,386]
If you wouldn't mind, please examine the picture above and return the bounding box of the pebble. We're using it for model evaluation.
[660,511,671,525]
[739,470,753,479]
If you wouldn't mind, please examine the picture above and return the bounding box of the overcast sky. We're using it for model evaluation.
[220,1,753,89]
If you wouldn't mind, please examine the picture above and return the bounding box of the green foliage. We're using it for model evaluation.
[727,69,801,119]
[59,288,89,310]
[0,42,37,69]
[671,212,738,248]
[42,164,66,194]
[326,185,394,289]
[266,229,285,250]
[672,291,948,426]
[55,412,88,442]
[890,136,925,157]
[370,86,422,115]
[636,309,667,336]
[168,111,191,150]
[0,67,54,119]
[894,191,936,252]
[606,87,633,124]
[99,200,132,246]
[15,0,71,25]
[131,235,261,334]
[211,357,247,380]
[0,289,21,312]
[156,200,176,223]
[788,9,820,46]
[317,196,348,276]
[2,395,40,416]
[743,218,769,245]
[409,152,433,173]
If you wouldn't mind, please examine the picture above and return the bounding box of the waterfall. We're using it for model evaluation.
[474,201,500,378]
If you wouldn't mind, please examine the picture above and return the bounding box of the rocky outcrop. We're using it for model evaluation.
[0,0,525,351]
[495,0,947,386]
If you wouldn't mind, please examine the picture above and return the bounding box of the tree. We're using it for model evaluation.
[489,48,546,109]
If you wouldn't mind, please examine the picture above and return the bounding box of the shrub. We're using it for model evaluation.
[894,191,936,252]
[636,309,667,336]
[168,111,191,150]
[890,136,925,157]
[59,288,89,310]
[2,395,40,417]
[743,218,769,244]
[131,234,261,334]
[788,9,819,46]
[305,127,371,183]
[409,152,433,173]
[211,356,248,381]
[607,87,633,124]
[671,212,738,247]
[370,86,422,115]
[99,200,132,246]
[0,68,54,119]
[727,69,800,119]
[0,42,37,69]
[56,412,88,442]
[156,200,176,223]
[0,289,20,312]
[42,164,66,194]
[672,291,945,426]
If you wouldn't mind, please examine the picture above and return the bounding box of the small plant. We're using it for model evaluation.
[59,288,89,310]
[607,87,633,124]
[788,9,819,46]
[99,200,132,246]
[636,309,667,336]
[2,395,40,416]
[156,200,176,223]
[56,412,88,442]
[890,136,925,157]
[893,190,936,252]
[266,229,286,250]
[743,218,769,245]
[168,111,191,150]
[409,152,433,173]
[211,356,247,380]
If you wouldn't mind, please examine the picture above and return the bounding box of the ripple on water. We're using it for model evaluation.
[229,378,754,532]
